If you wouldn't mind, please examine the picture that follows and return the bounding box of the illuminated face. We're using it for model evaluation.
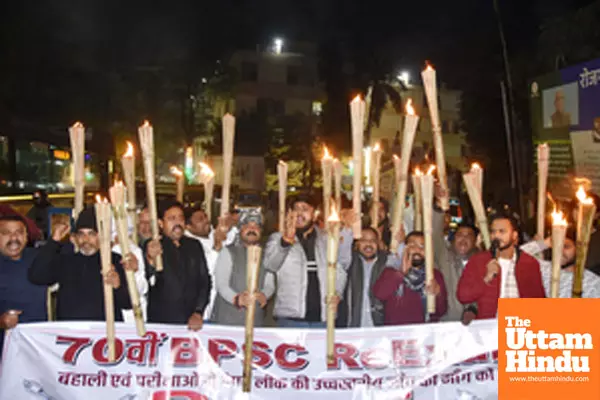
[356,229,378,260]
[561,238,576,267]
[159,207,186,242]
[293,201,315,230]
[240,221,262,245]
[453,226,476,256]
[75,228,99,256]
[0,220,27,260]
[490,218,518,251]
[405,234,425,271]
[138,208,152,240]
[187,210,211,237]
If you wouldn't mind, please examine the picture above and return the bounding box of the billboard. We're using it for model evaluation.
[530,58,600,198]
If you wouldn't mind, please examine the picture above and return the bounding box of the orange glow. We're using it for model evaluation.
[142,120,151,128]
[95,194,107,203]
[198,162,214,177]
[327,205,340,223]
[123,141,134,158]
[323,146,332,160]
[351,95,362,103]
[113,180,124,187]
[373,142,381,152]
[576,185,593,205]
[406,99,415,116]
[424,62,434,71]
[551,208,567,226]
[414,167,423,176]
[72,122,84,129]
[170,166,183,177]
[426,165,436,175]
[393,154,399,161]
[471,162,482,170]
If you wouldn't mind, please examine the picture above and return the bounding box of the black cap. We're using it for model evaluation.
[75,207,97,231]
[158,199,184,219]
[289,193,320,209]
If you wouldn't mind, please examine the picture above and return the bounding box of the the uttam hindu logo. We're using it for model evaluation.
[504,316,592,373]
[498,299,600,400]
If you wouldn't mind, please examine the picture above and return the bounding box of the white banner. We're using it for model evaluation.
[0,320,499,400]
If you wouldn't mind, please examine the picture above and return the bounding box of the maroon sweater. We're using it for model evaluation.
[372,267,448,325]
[457,250,545,319]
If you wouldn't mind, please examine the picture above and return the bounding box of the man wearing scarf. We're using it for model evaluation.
[373,231,448,325]
[520,229,600,298]
[144,200,210,331]
[211,210,275,326]
[29,207,135,320]
[263,193,353,328]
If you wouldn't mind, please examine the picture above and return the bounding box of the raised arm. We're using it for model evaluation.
[262,232,293,273]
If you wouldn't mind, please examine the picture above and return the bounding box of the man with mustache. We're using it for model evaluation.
[0,215,47,359]
[520,229,600,298]
[373,231,448,325]
[457,213,545,320]
[29,207,136,321]
[184,206,236,321]
[211,210,275,326]
[343,227,388,327]
[263,194,353,328]
[144,200,211,331]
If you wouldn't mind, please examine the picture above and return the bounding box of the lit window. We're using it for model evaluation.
[312,101,323,116]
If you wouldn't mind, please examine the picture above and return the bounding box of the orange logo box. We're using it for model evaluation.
[498,298,600,400]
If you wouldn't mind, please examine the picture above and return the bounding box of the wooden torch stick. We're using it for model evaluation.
[121,141,137,242]
[422,64,449,211]
[412,168,423,231]
[370,143,382,229]
[321,147,333,222]
[390,100,419,252]
[221,114,236,217]
[138,121,163,271]
[109,181,146,337]
[326,205,340,365]
[198,162,215,223]
[537,143,550,239]
[277,161,288,234]
[95,196,116,362]
[420,166,436,314]
[550,209,567,298]
[463,172,491,249]
[69,122,86,220]
[350,96,366,239]
[572,186,597,298]
[242,245,262,392]
[170,166,184,204]
[333,158,342,212]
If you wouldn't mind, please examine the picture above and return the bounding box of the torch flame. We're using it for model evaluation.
[114,180,124,187]
[198,162,214,177]
[471,162,481,170]
[327,205,340,223]
[95,194,107,203]
[142,120,151,128]
[123,141,134,158]
[72,121,84,129]
[551,208,568,226]
[170,166,183,177]
[351,95,362,103]
[323,146,332,159]
[426,165,436,175]
[576,185,594,205]
[415,167,423,176]
[405,99,415,116]
[393,154,399,161]
[279,160,287,167]
[424,62,434,71]
[373,142,381,152]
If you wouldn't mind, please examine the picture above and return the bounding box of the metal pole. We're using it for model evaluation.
[500,81,517,191]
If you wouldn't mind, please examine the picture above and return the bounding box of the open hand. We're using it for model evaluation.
[187,312,204,331]
[103,266,121,289]
[146,239,163,267]
[0,310,21,330]
[121,253,139,273]
[52,223,71,242]
[425,279,440,297]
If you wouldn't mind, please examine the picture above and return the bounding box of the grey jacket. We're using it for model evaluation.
[263,227,353,321]
[345,252,387,327]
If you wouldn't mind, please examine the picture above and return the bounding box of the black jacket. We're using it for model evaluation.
[29,240,131,321]
[145,236,211,324]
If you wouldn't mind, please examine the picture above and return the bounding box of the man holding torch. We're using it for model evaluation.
[211,210,275,326]
[262,194,354,328]
[144,200,211,331]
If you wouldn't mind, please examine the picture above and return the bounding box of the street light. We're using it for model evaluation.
[273,37,284,54]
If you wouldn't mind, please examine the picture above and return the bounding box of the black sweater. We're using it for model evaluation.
[28,240,131,321]
[145,236,211,324]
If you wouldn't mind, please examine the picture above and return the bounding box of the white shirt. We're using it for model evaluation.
[360,256,377,327]
[498,253,519,299]
[111,240,149,322]
[185,227,237,320]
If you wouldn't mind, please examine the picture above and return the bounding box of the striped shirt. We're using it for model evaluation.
[499,254,519,299]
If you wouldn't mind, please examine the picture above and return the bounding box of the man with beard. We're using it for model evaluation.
[520,230,600,298]
[184,206,236,320]
[343,227,388,327]
[29,207,135,320]
[211,211,275,326]
[0,215,47,359]
[144,200,210,331]
[263,194,353,328]
[373,232,448,325]
[457,214,545,319]
[434,211,480,322]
